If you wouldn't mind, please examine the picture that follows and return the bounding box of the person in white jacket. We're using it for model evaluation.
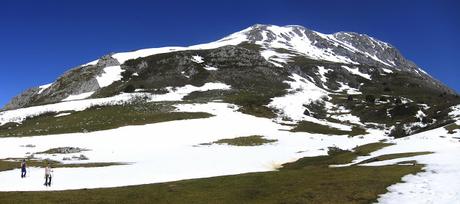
[44,164,53,187]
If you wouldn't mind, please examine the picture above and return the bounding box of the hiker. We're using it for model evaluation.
[20,159,27,178]
[44,164,53,186]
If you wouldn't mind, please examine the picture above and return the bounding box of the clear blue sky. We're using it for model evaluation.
[1,0,459,107]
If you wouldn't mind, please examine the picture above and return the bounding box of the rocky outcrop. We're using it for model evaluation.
[2,87,41,110]
[2,55,121,110]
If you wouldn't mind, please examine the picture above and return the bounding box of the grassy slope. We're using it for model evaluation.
[0,143,423,204]
[202,135,277,146]
[0,103,212,138]
[357,152,433,165]
[291,121,367,136]
[445,123,460,134]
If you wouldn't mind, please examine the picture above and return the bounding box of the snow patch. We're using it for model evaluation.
[62,92,95,102]
[54,113,71,117]
[381,68,393,74]
[191,55,204,63]
[204,65,218,71]
[37,83,52,94]
[415,110,426,120]
[260,50,293,67]
[316,66,331,83]
[341,65,371,80]
[80,59,99,67]
[449,105,460,120]
[96,66,125,88]
[335,82,361,95]
[149,83,230,102]
[269,74,328,121]
[268,74,351,131]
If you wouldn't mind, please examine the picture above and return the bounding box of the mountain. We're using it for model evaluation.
[2,24,458,137]
[1,24,460,200]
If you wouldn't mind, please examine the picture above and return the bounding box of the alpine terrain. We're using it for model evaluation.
[1,24,459,203]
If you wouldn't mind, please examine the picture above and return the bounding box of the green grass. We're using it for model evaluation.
[0,159,124,172]
[291,121,367,136]
[0,142,423,204]
[223,91,284,119]
[0,103,212,137]
[282,143,394,169]
[203,135,277,146]
[445,123,460,134]
[357,152,433,165]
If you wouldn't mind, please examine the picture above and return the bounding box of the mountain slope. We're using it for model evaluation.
[2,24,458,139]
[0,24,460,202]
[3,24,455,110]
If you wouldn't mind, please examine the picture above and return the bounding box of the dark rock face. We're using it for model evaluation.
[120,45,289,94]
[38,147,89,154]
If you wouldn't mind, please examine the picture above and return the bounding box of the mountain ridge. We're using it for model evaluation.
[2,24,457,112]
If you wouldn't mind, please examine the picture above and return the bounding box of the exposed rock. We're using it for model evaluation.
[38,147,89,154]
[2,55,121,110]
[73,154,89,160]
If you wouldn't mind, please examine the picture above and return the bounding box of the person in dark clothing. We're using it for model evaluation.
[44,163,53,186]
[20,159,27,178]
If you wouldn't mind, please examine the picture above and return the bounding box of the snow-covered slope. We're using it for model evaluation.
[0,82,231,126]
[332,119,460,204]
[0,102,388,191]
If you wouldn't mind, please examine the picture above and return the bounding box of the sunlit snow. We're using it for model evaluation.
[341,65,371,80]
[62,92,95,102]
[96,66,125,88]
[37,83,52,94]
[0,103,387,191]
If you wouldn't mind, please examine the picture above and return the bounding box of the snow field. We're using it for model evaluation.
[0,102,388,191]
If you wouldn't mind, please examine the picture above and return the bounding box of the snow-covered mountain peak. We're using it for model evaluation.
[2,24,451,111]
[87,24,417,71]
[230,24,414,69]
